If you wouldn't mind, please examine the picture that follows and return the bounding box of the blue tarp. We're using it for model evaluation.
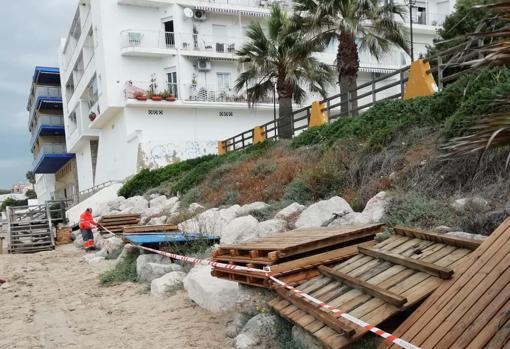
[33,66,61,85]
[124,233,220,245]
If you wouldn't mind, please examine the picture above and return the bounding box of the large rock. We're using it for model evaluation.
[183,265,239,313]
[115,244,139,265]
[149,195,167,208]
[119,196,149,214]
[221,215,259,244]
[100,237,125,259]
[292,325,322,349]
[295,196,353,229]
[329,191,389,227]
[179,205,241,235]
[233,313,280,349]
[274,202,305,221]
[136,253,173,278]
[446,231,488,241]
[254,219,287,239]
[147,216,167,226]
[138,262,183,283]
[188,203,205,214]
[452,197,489,213]
[237,202,270,217]
[150,271,186,296]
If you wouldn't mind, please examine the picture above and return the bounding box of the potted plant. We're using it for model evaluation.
[88,111,97,122]
[162,89,176,102]
[148,73,162,101]
[134,91,147,101]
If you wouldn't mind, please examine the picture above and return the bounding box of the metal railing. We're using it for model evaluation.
[32,143,68,169]
[222,64,411,152]
[77,180,123,203]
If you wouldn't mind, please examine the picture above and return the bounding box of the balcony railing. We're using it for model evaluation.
[32,143,68,168]
[30,115,65,147]
[121,30,246,54]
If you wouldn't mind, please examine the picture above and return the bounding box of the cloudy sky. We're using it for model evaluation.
[0,1,75,189]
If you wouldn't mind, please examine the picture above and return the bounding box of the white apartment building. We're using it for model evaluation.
[59,0,454,192]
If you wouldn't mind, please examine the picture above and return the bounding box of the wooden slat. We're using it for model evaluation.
[394,226,483,250]
[359,246,454,279]
[317,266,407,308]
[274,288,357,337]
[122,224,178,234]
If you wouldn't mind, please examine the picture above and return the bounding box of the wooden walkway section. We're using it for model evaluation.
[379,218,510,349]
[212,225,383,288]
[98,214,140,234]
[269,226,482,349]
[122,224,178,234]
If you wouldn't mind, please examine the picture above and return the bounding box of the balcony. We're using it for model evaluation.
[121,30,246,58]
[27,86,63,129]
[32,144,75,174]
[117,0,285,14]
[30,115,65,149]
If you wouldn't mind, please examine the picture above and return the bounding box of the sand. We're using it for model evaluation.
[0,245,231,349]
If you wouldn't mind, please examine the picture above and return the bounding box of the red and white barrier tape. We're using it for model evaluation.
[100,226,419,349]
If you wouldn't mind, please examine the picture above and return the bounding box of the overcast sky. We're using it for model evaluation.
[0,1,75,189]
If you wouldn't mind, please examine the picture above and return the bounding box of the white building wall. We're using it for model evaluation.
[34,174,56,203]
[75,140,94,191]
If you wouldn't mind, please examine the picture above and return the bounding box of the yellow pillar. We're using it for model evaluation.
[308,101,329,128]
[253,126,266,144]
[218,140,226,155]
[403,59,438,100]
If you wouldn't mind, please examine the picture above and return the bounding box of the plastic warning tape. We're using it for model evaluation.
[99,226,419,349]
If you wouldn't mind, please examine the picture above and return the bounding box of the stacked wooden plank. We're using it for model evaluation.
[122,224,178,234]
[269,226,482,349]
[211,224,383,288]
[379,218,510,349]
[56,227,73,245]
[98,214,140,234]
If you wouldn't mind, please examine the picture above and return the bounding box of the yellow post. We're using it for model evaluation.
[309,101,329,128]
[253,126,266,144]
[218,140,226,155]
[403,59,438,100]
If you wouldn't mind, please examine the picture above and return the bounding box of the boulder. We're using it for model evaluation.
[73,234,84,249]
[235,284,275,317]
[115,244,139,265]
[233,313,280,349]
[188,203,205,214]
[254,219,287,239]
[147,216,167,226]
[292,326,322,349]
[149,195,167,208]
[179,205,241,235]
[136,253,173,278]
[183,265,239,313]
[274,202,305,221]
[220,215,259,244]
[329,191,389,227]
[226,313,252,338]
[295,196,353,229]
[151,271,187,296]
[100,237,125,260]
[94,231,106,250]
[119,196,149,214]
[237,202,270,217]
[138,262,183,283]
[452,197,489,213]
[446,231,488,241]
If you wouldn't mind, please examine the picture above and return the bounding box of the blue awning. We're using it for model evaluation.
[33,66,61,85]
[124,233,220,245]
[33,153,75,174]
[36,97,62,111]
[39,125,65,137]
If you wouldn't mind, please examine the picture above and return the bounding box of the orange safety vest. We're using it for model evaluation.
[79,211,97,230]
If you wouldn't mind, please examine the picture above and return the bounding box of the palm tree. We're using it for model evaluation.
[294,0,409,115]
[235,6,333,139]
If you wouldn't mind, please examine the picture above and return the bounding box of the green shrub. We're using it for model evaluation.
[99,250,139,285]
[251,159,277,177]
[282,178,314,204]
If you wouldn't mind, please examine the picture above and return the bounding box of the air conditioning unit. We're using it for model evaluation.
[194,9,206,21]
[197,59,211,71]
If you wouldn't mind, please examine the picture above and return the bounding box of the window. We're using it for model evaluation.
[217,73,231,91]
[167,71,178,98]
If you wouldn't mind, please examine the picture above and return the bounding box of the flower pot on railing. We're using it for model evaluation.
[134,91,147,101]
[151,95,163,101]
[166,95,176,102]
[88,112,97,122]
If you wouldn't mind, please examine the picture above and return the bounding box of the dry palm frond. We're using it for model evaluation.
[441,111,510,168]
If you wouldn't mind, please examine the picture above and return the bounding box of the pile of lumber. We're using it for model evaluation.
[98,214,140,234]
[379,218,510,349]
[122,224,178,234]
[211,224,383,288]
[269,226,482,349]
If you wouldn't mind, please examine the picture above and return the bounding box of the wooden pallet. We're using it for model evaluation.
[123,224,178,234]
[268,226,482,349]
[56,227,73,245]
[379,219,509,349]
[214,225,383,264]
[98,214,140,234]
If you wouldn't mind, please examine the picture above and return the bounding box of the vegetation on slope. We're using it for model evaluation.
[119,67,510,235]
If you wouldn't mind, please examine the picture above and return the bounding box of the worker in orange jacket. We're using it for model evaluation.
[79,208,97,251]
